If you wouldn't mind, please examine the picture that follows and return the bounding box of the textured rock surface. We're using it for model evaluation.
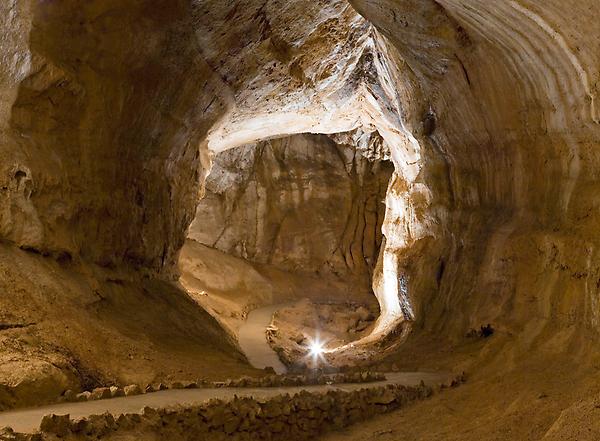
[0,245,253,410]
[181,132,390,353]
[179,240,379,341]
[267,300,378,369]
[188,133,392,276]
[188,0,424,337]
[182,0,600,352]
[346,0,600,342]
[0,0,221,274]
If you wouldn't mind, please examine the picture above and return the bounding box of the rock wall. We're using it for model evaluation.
[0,0,224,275]
[188,133,393,277]
[2,383,432,441]
[0,245,252,411]
[183,0,600,356]
[187,0,431,339]
[346,0,600,348]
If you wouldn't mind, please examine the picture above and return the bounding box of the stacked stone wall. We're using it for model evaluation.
[1,383,432,441]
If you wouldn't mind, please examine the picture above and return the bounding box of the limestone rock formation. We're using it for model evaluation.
[1,0,221,274]
[188,133,392,277]
[348,0,600,341]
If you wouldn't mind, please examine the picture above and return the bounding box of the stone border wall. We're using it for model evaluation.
[1,383,432,441]
[58,371,387,405]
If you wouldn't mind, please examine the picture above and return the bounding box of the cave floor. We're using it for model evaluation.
[322,332,600,441]
[321,362,600,441]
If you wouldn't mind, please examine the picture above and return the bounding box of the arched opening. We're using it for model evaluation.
[180,0,433,370]
[179,131,398,369]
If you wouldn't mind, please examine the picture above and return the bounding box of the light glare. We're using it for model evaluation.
[305,336,328,368]
[309,340,324,357]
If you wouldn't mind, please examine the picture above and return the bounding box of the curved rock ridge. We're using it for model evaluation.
[347,0,600,345]
[190,0,427,339]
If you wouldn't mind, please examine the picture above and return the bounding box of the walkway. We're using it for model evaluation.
[0,372,448,433]
[238,303,291,374]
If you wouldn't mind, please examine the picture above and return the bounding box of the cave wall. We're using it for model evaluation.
[0,0,238,407]
[348,0,600,345]
[0,0,224,275]
[188,133,393,277]
[189,0,423,335]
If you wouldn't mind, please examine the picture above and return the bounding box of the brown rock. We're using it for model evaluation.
[75,391,91,402]
[62,390,77,402]
[39,414,71,436]
[89,387,112,401]
[110,386,125,398]
[123,385,142,397]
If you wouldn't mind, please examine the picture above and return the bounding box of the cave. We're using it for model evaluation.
[0,0,599,440]
[180,132,393,369]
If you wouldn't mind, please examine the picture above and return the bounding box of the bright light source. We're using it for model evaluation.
[305,336,328,368]
[309,340,324,357]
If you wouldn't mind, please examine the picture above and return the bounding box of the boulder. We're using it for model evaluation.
[62,390,77,402]
[76,391,91,402]
[123,385,142,397]
[110,386,125,398]
[90,387,112,400]
[39,414,71,437]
